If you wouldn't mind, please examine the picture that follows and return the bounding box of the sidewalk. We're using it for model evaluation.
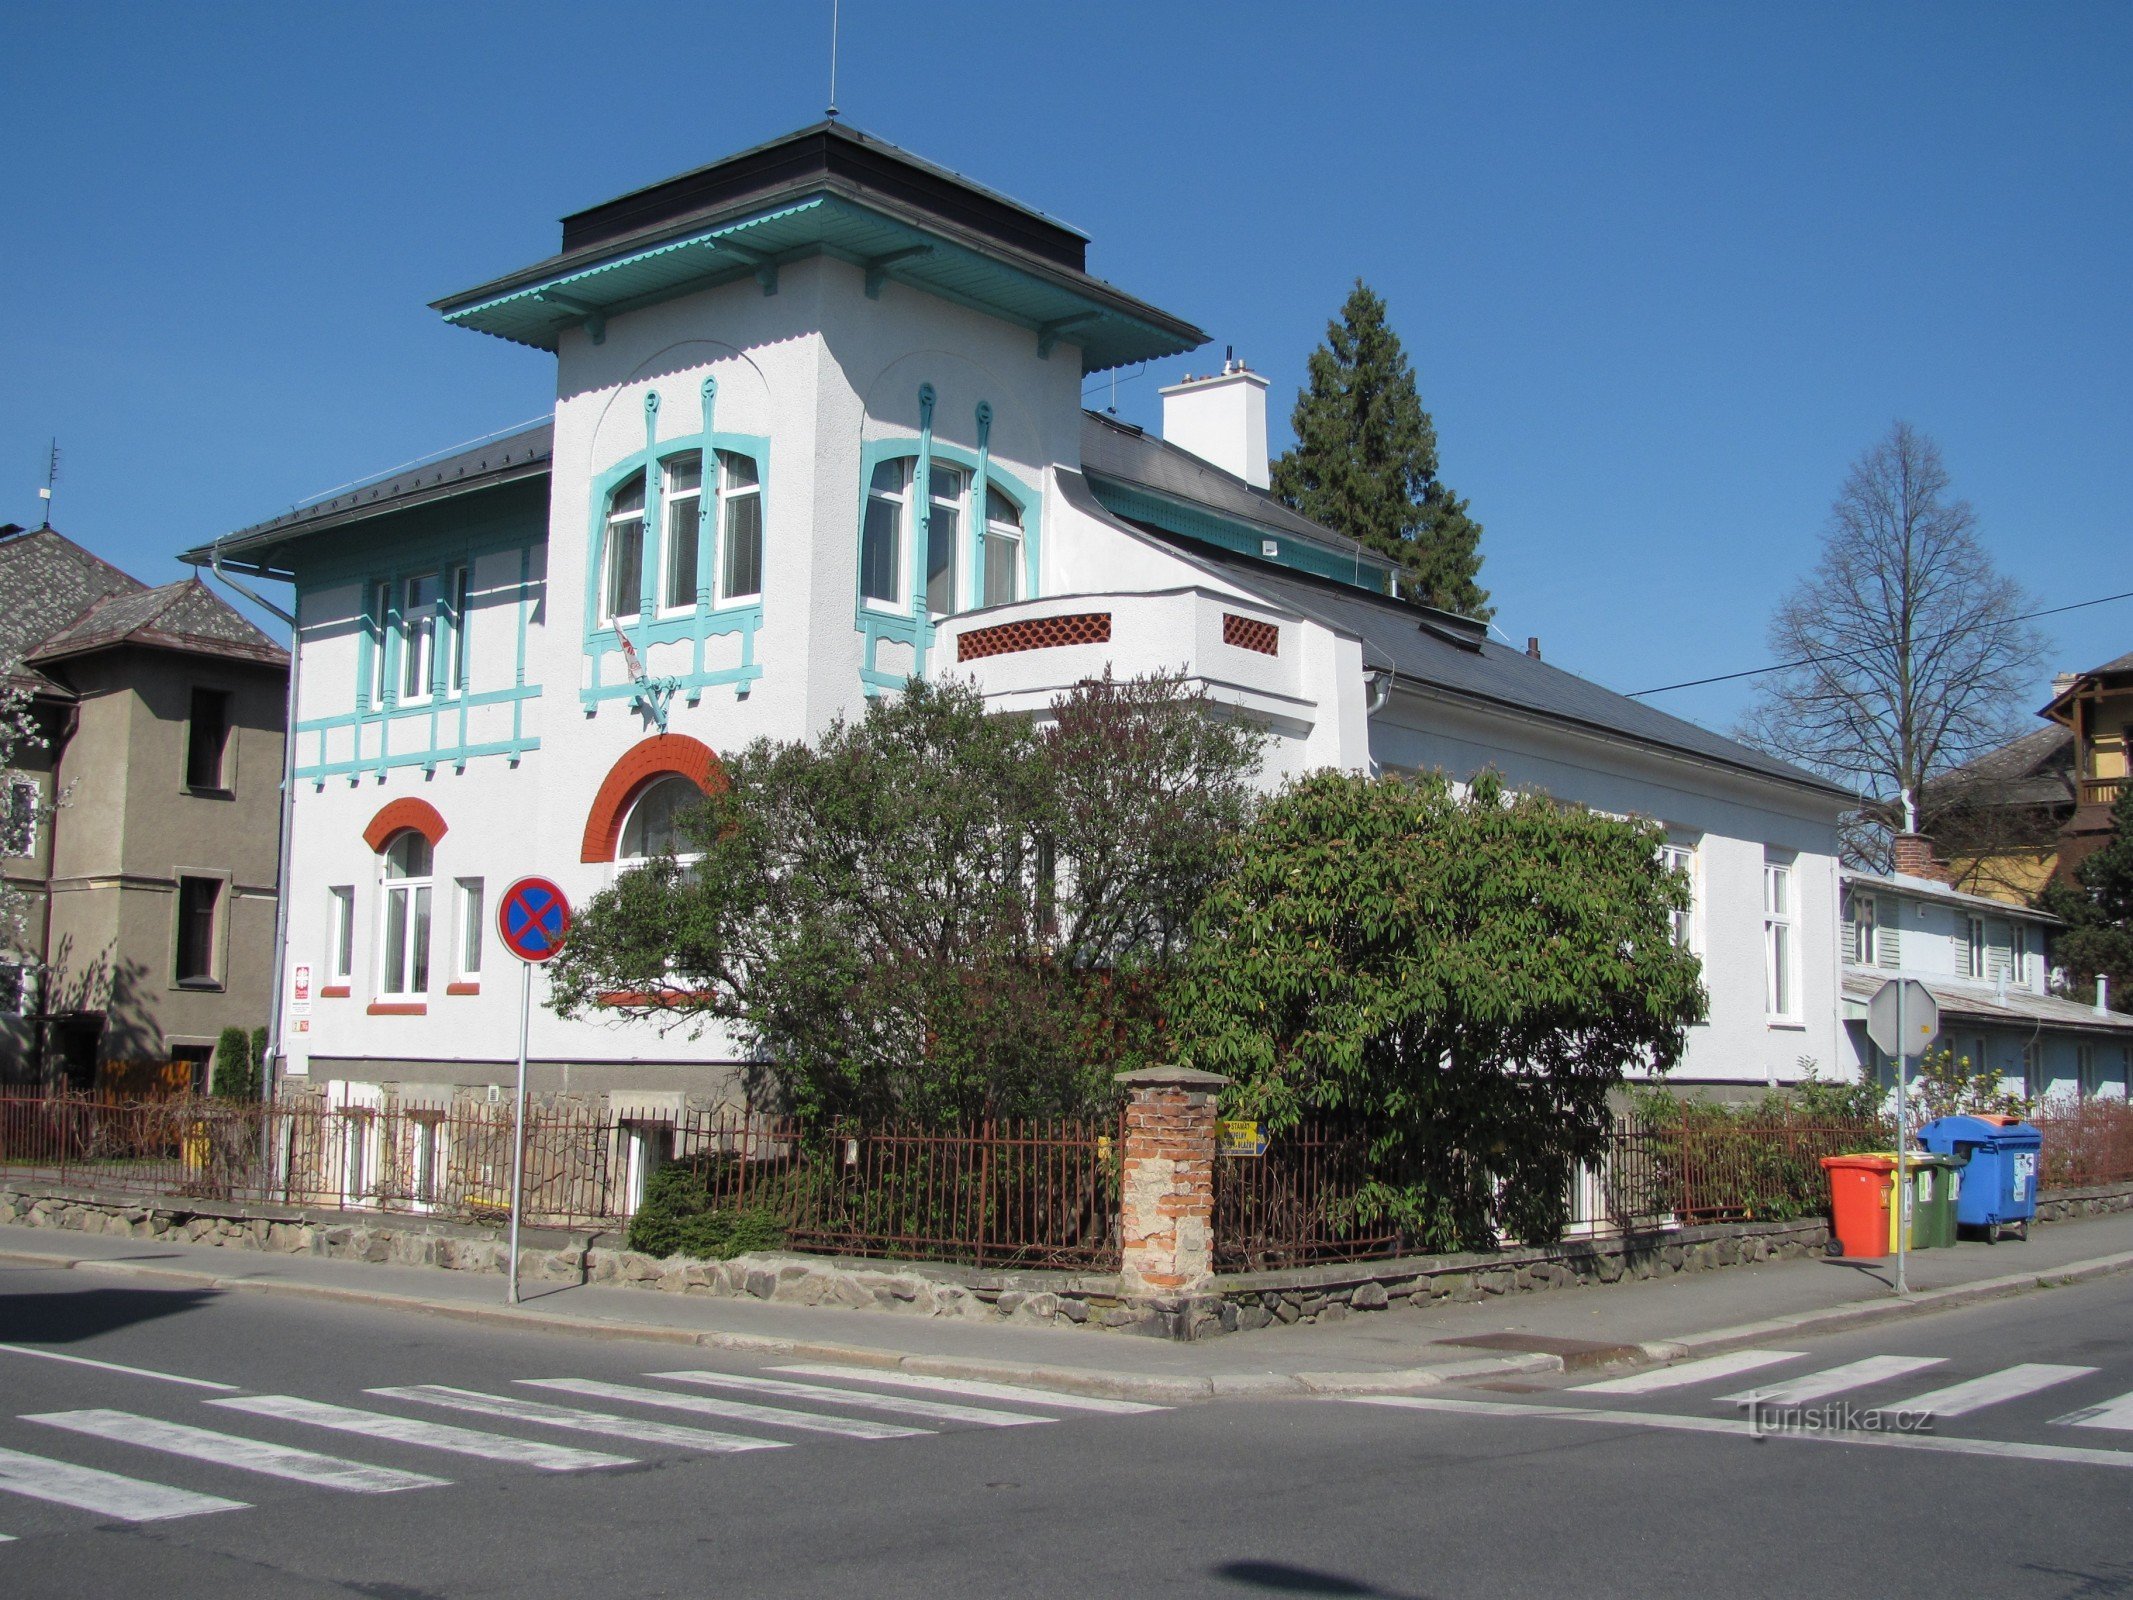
[7,1210,2133,1402]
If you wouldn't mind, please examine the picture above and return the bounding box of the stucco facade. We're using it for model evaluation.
[189,122,1850,1110]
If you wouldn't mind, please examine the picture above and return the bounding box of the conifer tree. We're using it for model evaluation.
[1270,280,1491,619]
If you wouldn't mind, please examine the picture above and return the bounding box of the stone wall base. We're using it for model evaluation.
[5,1181,2120,1341]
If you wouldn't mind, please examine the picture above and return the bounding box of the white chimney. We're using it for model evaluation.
[1160,353,1269,489]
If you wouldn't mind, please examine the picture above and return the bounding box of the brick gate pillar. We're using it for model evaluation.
[1115,1065,1229,1299]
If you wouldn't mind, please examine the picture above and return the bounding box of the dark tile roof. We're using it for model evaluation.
[182,421,555,576]
[1926,723,2076,811]
[1080,411,1394,573]
[0,527,149,694]
[27,577,286,670]
[1178,544,1851,802]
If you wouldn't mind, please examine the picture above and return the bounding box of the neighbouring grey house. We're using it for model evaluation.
[1839,866,2133,1102]
[0,525,288,1092]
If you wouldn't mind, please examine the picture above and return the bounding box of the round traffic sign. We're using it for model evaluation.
[497,876,572,964]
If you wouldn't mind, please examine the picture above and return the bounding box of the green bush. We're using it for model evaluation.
[211,1026,259,1101]
[626,1161,787,1260]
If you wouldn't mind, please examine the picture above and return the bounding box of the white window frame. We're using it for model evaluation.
[455,877,485,981]
[409,1113,446,1210]
[447,564,471,694]
[2,777,36,858]
[616,776,706,875]
[602,475,648,626]
[368,582,391,709]
[716,449,763,605]
[658,455,703,617]
[1763,854,1800,1023]
[981,484,1024,609]
[2010,923,2029,987]
[378,834,434,999]
[1659,839,1698,952]
[1965,916,1988,980]
[327,885,355,983]
[398,573,441,707]
[1849,890,1877,968]
[925,462,966,619]
[861,457,911,613]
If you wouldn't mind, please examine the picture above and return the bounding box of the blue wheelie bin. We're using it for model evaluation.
[1915,1114,2042,1243]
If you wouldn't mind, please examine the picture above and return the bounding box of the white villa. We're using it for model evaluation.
[1841,865,2133,1101]
[186,122,1851,1113]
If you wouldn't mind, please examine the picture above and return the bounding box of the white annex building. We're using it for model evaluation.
[186,123,1851,1112]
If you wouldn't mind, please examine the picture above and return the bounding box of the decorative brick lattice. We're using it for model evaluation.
[957,611,1113,662]
[1222,613,1280,657]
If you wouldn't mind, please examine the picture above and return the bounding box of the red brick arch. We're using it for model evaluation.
[580,734,727,864]
[362,797,449,854]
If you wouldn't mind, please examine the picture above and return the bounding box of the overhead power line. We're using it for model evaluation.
[1628,588,2133,698]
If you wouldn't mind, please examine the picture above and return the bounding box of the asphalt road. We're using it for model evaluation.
[1,1258,2130,1599]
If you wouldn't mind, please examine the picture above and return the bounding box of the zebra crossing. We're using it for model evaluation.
[1348,1346,2133,1469]
[0,1359,1168,1542]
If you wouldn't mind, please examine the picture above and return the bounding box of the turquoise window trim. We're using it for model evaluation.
[853,390,1041,696]
[582,381,769,713]
[299,543,544,784]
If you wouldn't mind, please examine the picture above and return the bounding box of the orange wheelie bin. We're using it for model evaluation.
[1820,1153,1895,1258]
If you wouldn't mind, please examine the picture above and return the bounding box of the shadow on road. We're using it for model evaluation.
[0,1284,220,1345]
[1213,1560,1437,1598]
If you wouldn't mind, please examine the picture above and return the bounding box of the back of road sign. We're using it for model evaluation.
[1866,978,1938,1059]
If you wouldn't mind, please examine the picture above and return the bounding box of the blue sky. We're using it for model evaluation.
[4,2,2127,738]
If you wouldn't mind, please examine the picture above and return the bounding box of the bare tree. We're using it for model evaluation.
[1740,422,2047,868]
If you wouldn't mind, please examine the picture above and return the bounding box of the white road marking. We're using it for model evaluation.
[25,1409,446,1494]
[2054,1389,2133,1433]
[768,1364,1167,1415]
[1348,1395,2133,1470]
[1880,1364,2097,1419]
[370,1386,786,1454]
[648,1371,1054,1428]
[209,1395,636,1471]
[1722,1356,1947,1407]
[1575,1350,1803,1395]
[0,1444,249,1521]
[519,1378,928,1440]
[0,1343,239,1391]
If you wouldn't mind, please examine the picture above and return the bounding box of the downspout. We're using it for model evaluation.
[31,700,78,1090]
[202,545,298,1108]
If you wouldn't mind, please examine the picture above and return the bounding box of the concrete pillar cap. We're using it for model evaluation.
[1113,1064,1231,1090]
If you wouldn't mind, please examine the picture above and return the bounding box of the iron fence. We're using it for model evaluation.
[0,1094,1120,1271]
[2033,1095,2133,1190]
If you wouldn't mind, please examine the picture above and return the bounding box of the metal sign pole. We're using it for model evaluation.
[507,956,531,1306]
[1902,977,1919,1305]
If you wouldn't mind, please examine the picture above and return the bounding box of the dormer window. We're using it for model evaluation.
[603,475,647,624]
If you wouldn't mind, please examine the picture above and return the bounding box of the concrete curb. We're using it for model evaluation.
[9,1243,2133,1404]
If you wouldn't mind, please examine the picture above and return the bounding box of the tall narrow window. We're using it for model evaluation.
[719,450,763,601]
[448,564,471,693]
[2,778,36,857]
[1966,916,1987,980]
[400,573,441,702]
[185,688,232,790]
[861,458,907,606]
[368,582,390,708]
[2079,1042,2098,1097]
[982,486,1023,608]
[379,832,433,997]
[457,877,485,978]
[2010,923,2029,986]
[604,475,647,623]
[1763,855,1797,1020]
[926,464,965,617]
[1850,892,1877,967]
[661,455,702,612]
[175,876,221,985]
[1659,841,1697,950]
[327,885,355,982]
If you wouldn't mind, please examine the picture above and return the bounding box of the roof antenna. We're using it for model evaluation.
[826,0,841,119]
[38,439,58,530]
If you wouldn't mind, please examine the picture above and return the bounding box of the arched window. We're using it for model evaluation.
[618,774,703,867]
[860,456,1030,618]
[602,475,646,624]
[379,830,434,997]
